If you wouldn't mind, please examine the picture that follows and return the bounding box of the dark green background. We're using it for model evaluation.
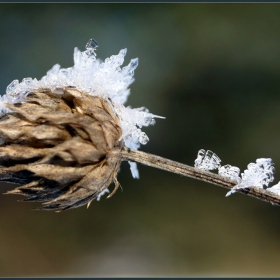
[1,3,280,277]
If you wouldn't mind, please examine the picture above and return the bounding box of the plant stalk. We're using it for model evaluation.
[121,147,280,206]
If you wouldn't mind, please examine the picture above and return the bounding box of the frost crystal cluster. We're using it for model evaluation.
[218,165,241,184]
[226,158,275,196]
[194,149,280,197]
[194,149,221,171]
[1,39,162,177]
[241,158,274,187]
[267,182,280,195]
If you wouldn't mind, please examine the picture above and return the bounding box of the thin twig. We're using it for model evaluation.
[121,147,280,206]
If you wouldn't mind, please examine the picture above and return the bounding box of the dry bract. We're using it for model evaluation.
[0,87,123,211]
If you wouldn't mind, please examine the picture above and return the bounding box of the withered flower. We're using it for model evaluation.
[0,39,160,211]
[2,39,280,212]
[1,88,125,211]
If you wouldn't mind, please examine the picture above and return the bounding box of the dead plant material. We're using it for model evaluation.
[0,87,123,211]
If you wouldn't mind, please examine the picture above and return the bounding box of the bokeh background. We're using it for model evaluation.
[1,3,280,277]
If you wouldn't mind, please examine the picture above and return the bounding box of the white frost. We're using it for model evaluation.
[193,150,276,198]
[96,188,110,201]
[128,161,139,179]
[267,182,280,195]
[194,149,221,171]
[226,158,275,196]
[218,164,241,183]
[1,38,163,178]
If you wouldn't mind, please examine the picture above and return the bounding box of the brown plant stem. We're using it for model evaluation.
[121,147,280,206]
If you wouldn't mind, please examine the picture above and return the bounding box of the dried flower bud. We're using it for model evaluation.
[0,39,162,211]
[0,87,123,211]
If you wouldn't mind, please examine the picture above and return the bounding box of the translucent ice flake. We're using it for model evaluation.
[6,80,19,95]
[194,149,221,171]
[96,188,110,201]
[112,102,163,149]
[47,64,61,76]
[242,158,274,188]
[226,158,275,197]
[85,38,99,50]
[121,58,139,78]
[104,49,127,69]
[85,38,99,56]
[218,165,241,183]
[267,182,280,195]
[129,161,139,179]
[22,77,33,88]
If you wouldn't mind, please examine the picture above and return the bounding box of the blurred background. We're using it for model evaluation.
[1,3,280,277]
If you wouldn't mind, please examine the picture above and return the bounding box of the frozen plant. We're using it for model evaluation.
[192,149,279,203]
[226,158,275,196]
[1,38,280,211]
[1,38,163,180]
[2,39,162,152]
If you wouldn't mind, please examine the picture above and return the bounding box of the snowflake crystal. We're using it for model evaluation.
[128,161,139,179]
[1,38,164,178]
[226,158,274,197]
[218,164,241,183]
[96,188,110,201]
[194,149,221,171]
[267,182,280,195]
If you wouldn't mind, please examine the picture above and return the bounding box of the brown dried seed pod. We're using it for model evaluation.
[0,87,124,211]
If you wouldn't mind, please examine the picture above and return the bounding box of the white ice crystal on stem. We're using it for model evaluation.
[226,158,275,196]
[267,182,280,195]
[1,38,163,178]
[218,165,241,183]
[193,150,276,198]
[194,149,221,171]
[194,149,241,182]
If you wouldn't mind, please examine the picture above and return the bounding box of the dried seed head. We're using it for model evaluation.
[0,87,123,211]
[0,39,163,211]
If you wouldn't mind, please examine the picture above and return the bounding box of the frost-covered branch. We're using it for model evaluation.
[1,38,279,211]
[121,147,280,206]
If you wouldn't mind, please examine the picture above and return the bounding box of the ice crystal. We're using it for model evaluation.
[113,104,163,149]
[1,39,163,178]
[267,182,280,195]
[194,149,221,171]
[226,158,275,196]
[96,188,110,201]
[218,165,241,183]
[128,161,139,179]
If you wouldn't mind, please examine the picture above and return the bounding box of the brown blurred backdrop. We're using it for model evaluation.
[1,3,280,277]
